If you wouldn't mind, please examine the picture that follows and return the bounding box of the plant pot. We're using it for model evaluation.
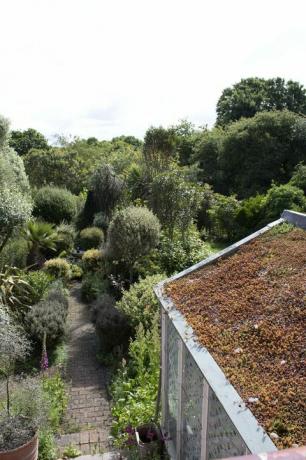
[135,423,163,459]
[0,432,38,460]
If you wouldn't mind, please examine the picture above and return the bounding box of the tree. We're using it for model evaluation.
[216,77,306,126]
[9,128,49,155]
[106,206,160,280]
[112,135,143,148]
[208,194,241,241]
[196,111,306,198]
[90,164,124,221]
[265,184,306,219]
[33,186,77,224]
[143,126,177,176]
[289,163,306,194]
[0,116,32,253]
[150,170,202,240]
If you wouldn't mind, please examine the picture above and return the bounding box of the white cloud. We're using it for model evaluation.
[1,0,306,140]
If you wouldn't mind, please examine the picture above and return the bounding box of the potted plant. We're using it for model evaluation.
[135,422,163,459]
[0,306,44,460]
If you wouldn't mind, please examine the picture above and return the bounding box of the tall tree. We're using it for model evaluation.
[216,77,306,126]
[9,128,49,155]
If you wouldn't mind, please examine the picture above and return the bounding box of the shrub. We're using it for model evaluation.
[289,163,306,194]
[43,258,71,280]
[208,194,241,241]
[69,263,83,280]
[106,206,160,279]
[95,294,132,354]
[236,194,267,235]
[0,236,28,269]
[116,274,164,330]
[46,281,69,310]
[23,220,58,268]
[56,223,75,255]
[22,270,54,304]
[111,317,160,442]
[158,228,211,275]
[33,186,77,224]
[78,227,104,250]
[26,297,67,345]
[81,273,108,303]
[265,183,306,219]
[82,249,103,272]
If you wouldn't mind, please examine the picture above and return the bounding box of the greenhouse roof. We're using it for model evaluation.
[165,213,306,450]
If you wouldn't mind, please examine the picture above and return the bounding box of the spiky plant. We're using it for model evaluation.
[23,220,58,268]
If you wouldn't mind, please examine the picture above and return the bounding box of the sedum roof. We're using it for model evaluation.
[166,223,306,449]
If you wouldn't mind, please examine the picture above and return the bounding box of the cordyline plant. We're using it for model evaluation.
[0,305,30,415]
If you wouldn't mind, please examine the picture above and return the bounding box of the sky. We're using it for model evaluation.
[1,0,306,141]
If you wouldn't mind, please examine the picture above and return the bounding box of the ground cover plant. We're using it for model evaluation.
[166,224,306,448]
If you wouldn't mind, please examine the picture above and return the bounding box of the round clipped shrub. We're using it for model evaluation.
[33,186,77,224]
[27,299,67,343]
[69,263,83,280]
[265,184,306,219]
[106,206,160,273]
[82,249,103,272]
[78,227,104,250]
[43,258,71,280]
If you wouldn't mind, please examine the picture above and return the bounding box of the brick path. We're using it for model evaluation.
[57,284,113,455]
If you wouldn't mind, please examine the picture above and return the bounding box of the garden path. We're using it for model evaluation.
[56,284,113,456]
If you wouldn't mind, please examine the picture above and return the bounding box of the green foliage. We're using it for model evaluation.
[22,270,54,304]
[69,263,83,280]
[116,274,165,330]
[81,249,103,272]
[265,183,306,219]
[33,186,77,224]
[236,194,267,234]
[42,372,67,432]
[9,128,49,156]
[208,194,241,241]
[289,163,306,194]
[107,206,160,277]
[143,126,177,175]
[23,220,58,268]
[26,281,68,344]
[0,236,28,269]
[150,170,202,240]
[38,429,57,460]
[90,164,124,220]
[111,318,160,443]
[43,258,71,280]
[158,228,211,275]
[195,111,306,198]
[79,227,104,250]
[56,223,75,255]
[81,272,108,303]
[95,294,132,354]
[0,266,32,316]
[216,77,306,126]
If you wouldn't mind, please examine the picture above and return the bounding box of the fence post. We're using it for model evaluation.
[176,339,184,460]
[200,379,210,460]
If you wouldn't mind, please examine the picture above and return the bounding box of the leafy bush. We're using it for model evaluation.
[236,194,267,235]
[38,429,57,460]
[69,263,83,280]
[116,274,164,330]
[111,318,160,443]
[289,163,306,194]
[82,249,103,272]
[26,282,68,344]
[42,372,67,432]
[43,258,71,280]
[22,270,54,304]
[0,236,28,269]
[95,294,132,354]
[81,273,108,303]
[208,194,241,241]
[56,223,75,255]
[78,227,104,250]
[33,186,77,224]
[107,206,160,279]
[265,183,306,219]
[158,228,211,275]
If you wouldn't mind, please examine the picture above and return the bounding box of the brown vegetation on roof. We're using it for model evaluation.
[166,225,306,449]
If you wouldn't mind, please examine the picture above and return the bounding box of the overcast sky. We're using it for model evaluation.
[1,0,306,141]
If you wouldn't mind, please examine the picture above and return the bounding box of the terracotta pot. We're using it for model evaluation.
[0,433,38,460]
